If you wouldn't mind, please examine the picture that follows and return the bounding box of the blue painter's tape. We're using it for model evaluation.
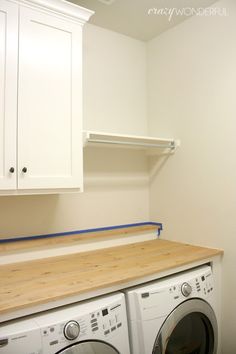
[0,221,163,244]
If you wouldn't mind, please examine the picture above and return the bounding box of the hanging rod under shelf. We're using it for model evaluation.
[83,131,179,151]
[86,138,175,149]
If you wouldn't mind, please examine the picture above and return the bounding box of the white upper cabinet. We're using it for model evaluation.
[0,0,93,194]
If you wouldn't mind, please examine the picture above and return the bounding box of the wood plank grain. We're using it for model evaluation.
[0,239,223,317]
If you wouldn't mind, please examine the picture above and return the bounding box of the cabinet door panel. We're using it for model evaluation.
[18,7,83,190]
[0,0,18,190]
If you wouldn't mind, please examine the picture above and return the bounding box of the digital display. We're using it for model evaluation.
[102,308,108,316]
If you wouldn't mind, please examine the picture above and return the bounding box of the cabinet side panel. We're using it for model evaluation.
[18,6,82,189]
[0,1,17,190]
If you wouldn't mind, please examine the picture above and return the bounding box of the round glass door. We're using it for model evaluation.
[57,340,120,354]
[153,299,217,354]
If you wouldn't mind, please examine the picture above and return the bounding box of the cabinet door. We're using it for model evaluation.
[18,6,83,190]
[0,0,18,190]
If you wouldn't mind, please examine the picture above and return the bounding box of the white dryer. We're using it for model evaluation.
[0,292,130,354]
[124,265,218,354]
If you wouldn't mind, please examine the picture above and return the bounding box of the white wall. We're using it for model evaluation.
[0,24,149,239]
[147,1,236,353]
[83,24,148,135]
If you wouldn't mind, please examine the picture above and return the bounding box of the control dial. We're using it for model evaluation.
[181,282,192,297]
[64,321,80,340]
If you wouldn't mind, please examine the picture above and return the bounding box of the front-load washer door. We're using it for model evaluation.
[153,299,217,354]
[56,340,120,354]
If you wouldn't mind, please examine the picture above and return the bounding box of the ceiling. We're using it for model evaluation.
[68,0,218,41]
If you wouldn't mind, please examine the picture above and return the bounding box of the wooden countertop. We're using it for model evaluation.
[0,239,222,321]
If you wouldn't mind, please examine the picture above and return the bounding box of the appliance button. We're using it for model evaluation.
[64,321,80,340]
[50,340,58,346]
[181,282,192,297]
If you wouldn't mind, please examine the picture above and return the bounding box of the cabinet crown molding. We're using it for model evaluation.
[10,0,94,24]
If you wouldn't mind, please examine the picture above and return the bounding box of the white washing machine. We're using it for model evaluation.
[0,292,130,354]
[124,265,218,354]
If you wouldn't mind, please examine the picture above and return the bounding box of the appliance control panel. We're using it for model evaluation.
[89,302,123,336]
[127,265,214,321]
[167,266,214,301]
[33,293,126,354]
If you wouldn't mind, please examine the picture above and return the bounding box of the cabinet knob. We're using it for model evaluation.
[22,167,27,173]
[9,167,15,173]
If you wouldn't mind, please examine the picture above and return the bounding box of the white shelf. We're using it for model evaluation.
[83,131,179,152]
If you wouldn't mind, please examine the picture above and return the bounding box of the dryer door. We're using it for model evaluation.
[57,340,120,354]
[153,299,217,354]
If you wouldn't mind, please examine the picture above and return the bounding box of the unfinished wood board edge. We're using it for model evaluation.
[0,225,160,254]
